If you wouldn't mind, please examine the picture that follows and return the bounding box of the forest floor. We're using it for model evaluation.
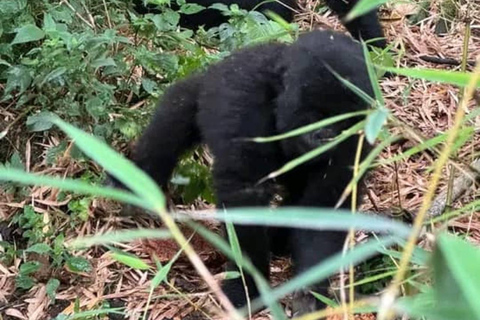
[1,1,480,320]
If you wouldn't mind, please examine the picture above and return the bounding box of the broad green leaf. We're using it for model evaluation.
[435,234,480,318]
[46,278,60,301]
[19,261,41,275]
[11,25,45,44]
[66,256,92,273]
[25,243,51,254]
[71,229,171,248]
[41,67,67,85]
[26,111,56,132]
[365,107,389,144]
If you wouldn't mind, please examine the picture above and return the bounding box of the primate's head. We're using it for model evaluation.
[275,30,374,166]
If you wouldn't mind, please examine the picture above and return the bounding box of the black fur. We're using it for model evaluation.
[111,30,373,314]
[132,0,386,48]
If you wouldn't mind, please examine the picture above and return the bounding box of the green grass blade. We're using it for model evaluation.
[382,66,480,88]
[250,111,369,143]
[251,236,397,312]
[209,207,411,238]
[267,121,365,179]
[0,168,149,210]
[71,229,171,248]
[49,116,165,209]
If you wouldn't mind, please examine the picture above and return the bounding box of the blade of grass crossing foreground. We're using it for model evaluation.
[71,229,171,248]
[49,116,165,209]
[251,237,398,313]
[362,41,384,106]
[250,110,369,143]
[382,67,480,88]
[0,168,148,210]
[266,121,365,180]
[209,207,411,238]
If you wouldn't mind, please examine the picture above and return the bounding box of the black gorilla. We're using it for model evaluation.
[133,0,386,48]
[110,30,374,315]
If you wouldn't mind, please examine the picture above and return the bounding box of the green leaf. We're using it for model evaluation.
[92,58,117,68]
[71,229,171,248]
[180,3,205,14]
[109,248,150,270]
[224,271,241,279]
[383,66,480,88]
[19,261,41,275]
[365,107,388,144]
[41,67,67,85]
[434,234,480,318]
[46,278,60,301]
[11,25,45,44]
[25,243,52,254]
[16,275,36,289]
[66,256,92,273]
[26,112,56,132]
[141,78,158,94]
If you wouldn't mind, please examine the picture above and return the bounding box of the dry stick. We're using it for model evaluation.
[60,0,95,29]
[425,158,480,217]
[377,59,480,320]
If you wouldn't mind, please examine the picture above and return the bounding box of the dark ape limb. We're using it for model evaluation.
[196,43,287,308]
[324,0,386,48]
[107,76,202,191]
[289,168,355,315]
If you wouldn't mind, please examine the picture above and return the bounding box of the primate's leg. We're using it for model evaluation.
[325,0,386,48]
[215,177,277,307]
[211,144,283,307]
[289,168,354,315]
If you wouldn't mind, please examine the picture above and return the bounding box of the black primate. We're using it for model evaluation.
[132,0,386,48]
[110,30,373,314]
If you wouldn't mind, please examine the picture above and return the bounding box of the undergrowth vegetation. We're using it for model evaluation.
[1,0,480,320]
